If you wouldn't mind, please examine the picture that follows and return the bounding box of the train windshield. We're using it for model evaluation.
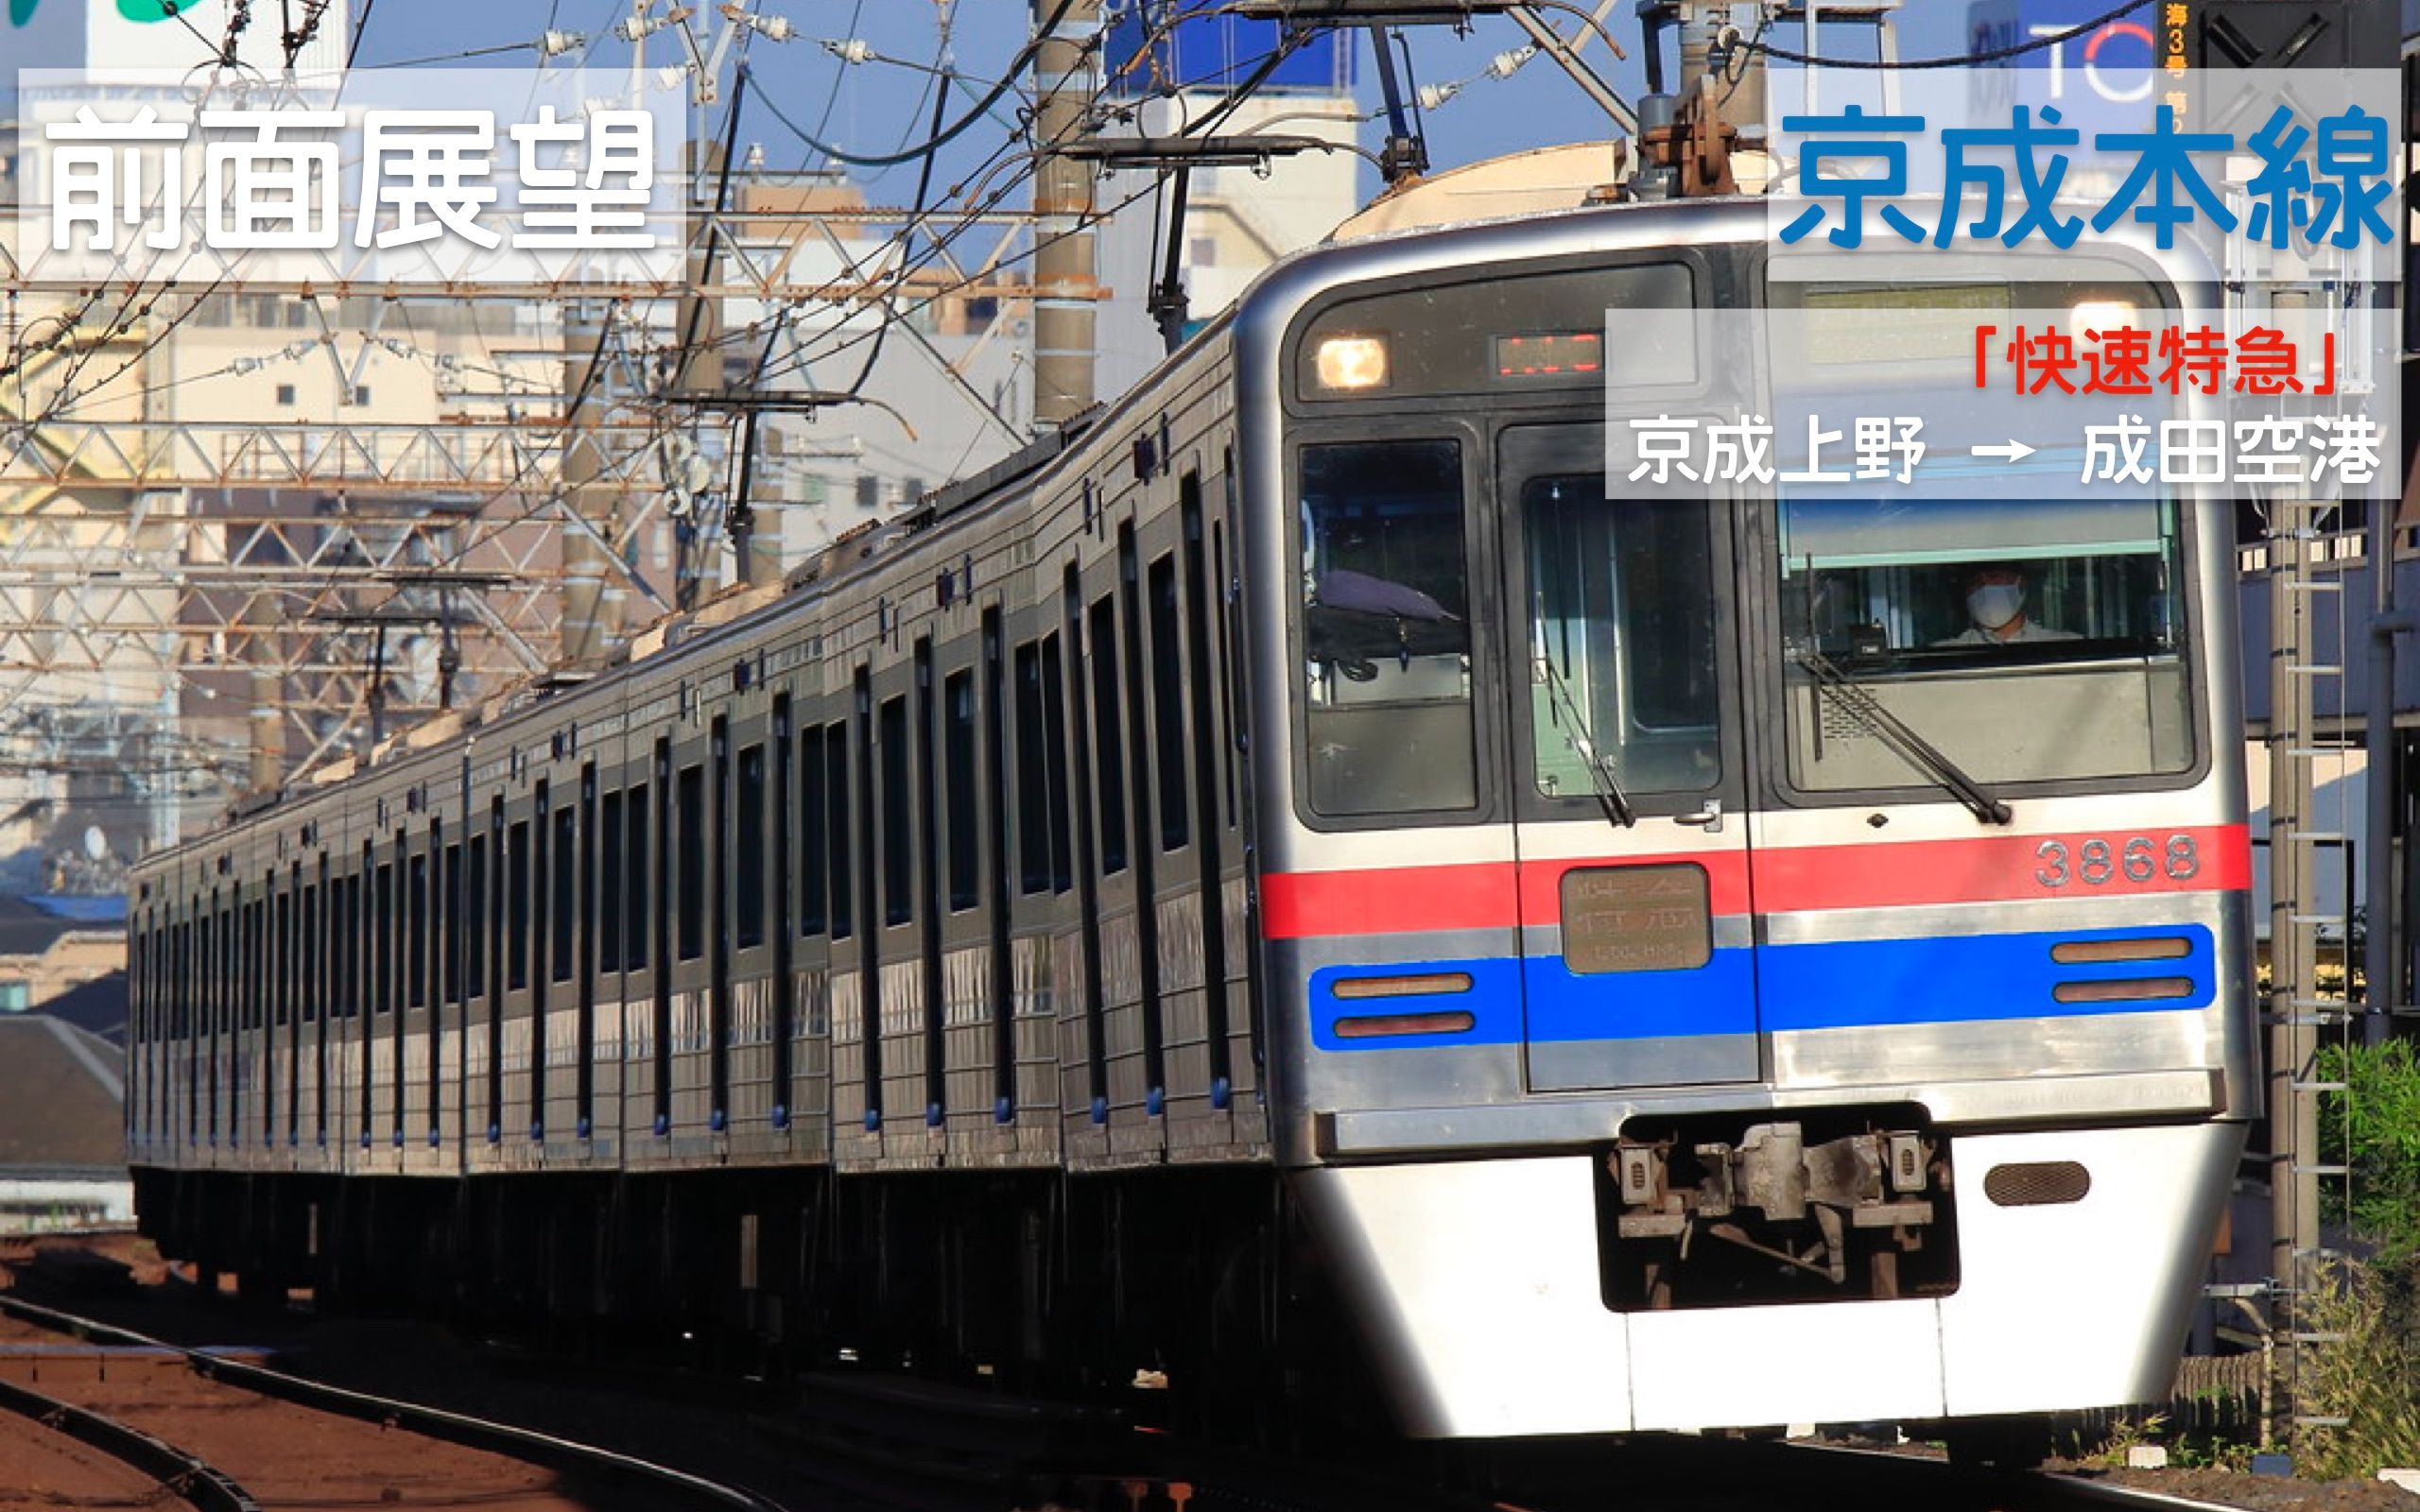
[1776,500,2195,790]
[1516,447,1723,800]
[1297,438,1478,816]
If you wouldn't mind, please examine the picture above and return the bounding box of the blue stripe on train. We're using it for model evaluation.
[1309,923,2218,1052]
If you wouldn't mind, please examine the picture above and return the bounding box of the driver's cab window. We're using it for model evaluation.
[1297,439,1476,816]
[1780,500,2194,789]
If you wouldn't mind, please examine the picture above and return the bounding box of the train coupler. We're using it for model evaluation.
[1602,1117,1955,1309]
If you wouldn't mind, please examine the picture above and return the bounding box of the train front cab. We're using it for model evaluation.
[1239,212,2256,1439]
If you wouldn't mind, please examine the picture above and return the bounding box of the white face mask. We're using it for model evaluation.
[1968,582,2025,631]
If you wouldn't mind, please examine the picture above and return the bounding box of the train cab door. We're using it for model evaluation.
[1495,420,1761,1091]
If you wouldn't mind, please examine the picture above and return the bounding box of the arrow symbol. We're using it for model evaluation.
[1968,439,2037,462]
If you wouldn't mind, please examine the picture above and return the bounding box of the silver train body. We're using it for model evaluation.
[126,197,2256,1438]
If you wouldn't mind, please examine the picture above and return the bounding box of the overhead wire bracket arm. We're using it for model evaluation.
[1059,134,1333,168]
[1365,23,1430,182]
[1507,5,1637,133]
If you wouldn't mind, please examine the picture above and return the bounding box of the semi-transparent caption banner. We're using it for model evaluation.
[1599,303,2397,506]
[1763,66,2401,291]
[12,68,690,285]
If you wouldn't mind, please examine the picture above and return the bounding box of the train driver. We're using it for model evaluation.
[1934,564,2078,646]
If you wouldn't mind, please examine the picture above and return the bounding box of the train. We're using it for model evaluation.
[125,184,2255,1466]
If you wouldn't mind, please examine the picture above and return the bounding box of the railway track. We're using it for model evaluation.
[0,1369,260,1511]
[0,1291,791,1511]
[0,1251,2295,1512]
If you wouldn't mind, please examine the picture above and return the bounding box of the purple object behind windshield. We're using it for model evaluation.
[1315,569,1452,622]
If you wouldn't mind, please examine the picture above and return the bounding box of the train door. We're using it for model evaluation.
[1495,421,1760,1091]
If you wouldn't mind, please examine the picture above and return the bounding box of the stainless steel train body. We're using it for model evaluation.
[126,195,2256,1441]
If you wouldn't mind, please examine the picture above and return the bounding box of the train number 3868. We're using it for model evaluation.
[2034,834,2199,889]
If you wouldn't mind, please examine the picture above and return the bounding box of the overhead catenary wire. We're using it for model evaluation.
[415,23,1198,564]
[747,0,1082,169]
[750,29,1307,393]
[346,0,377,67]
[16,0,1284,763]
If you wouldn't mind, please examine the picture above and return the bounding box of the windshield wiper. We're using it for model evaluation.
[1534,644,1636,828]
[1796,649,2013,826]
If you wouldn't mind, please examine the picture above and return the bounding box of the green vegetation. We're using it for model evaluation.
[2290,1260,2420,1482]
[2294,1040,2420,1479]
[2320,1040,2420,1262]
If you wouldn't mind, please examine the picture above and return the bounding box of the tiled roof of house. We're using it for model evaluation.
[0,1017,124,1176]
[37,971,129,1048]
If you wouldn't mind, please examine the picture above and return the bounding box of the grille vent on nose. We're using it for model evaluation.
[1982,1160,2092,1207]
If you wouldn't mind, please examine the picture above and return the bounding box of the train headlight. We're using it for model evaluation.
[2068,300,2138,334]
[1314,335,1390,392]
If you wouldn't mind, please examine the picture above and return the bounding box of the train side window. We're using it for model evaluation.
[677,764,705,961]
[263,897,276,1029]
[352,872,369,1018]
[229,901,245,1032]
[598,790,625,971]
[320,878,337,1020]
[466,835,488,998]
[254,899,269,1029]
[1041,634,1074,892]
[300,885,319,1022]
[408,851,429,1008]
[534,785,554,988]
[275,892,293,1024]
[625,781,650,971]
[1297,438,1478,817]
[826,724,854,939]
[234,899,251,1031]
[208,911,219,1029]
[944,669,977,912]
[578,770,597,991]
[255,896,269,1033]
[1012,643,1051,896]
[551,801,577,983]
[255,895,269,1025]
[736,743,767,949]
[324,885,342,1022]
[507,821,530,989]
[1148,551,1187,852]
[799,726,829,936]
[1218,457,1241,828]
[374,863,395,1014]
[1087,596,1128,874]
[441,844,462,1005]
[258,898,273,1029]
[879,696,912,926]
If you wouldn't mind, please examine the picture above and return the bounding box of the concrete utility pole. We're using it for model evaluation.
[1030,0,1102,432]
[2265,495,2329,1440]
[244,593,285,793]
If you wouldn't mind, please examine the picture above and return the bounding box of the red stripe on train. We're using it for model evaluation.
[1751,824,2251,914]
[1259,824,2252,940]
[1260,861,1519,938]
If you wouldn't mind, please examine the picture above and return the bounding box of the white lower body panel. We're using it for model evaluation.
[1294,1120,2242,1436]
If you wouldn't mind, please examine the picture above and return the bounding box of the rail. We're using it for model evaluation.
[0,1371,261,1512]
[0,1292,793,1512]
[0,1284,2266,1512]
